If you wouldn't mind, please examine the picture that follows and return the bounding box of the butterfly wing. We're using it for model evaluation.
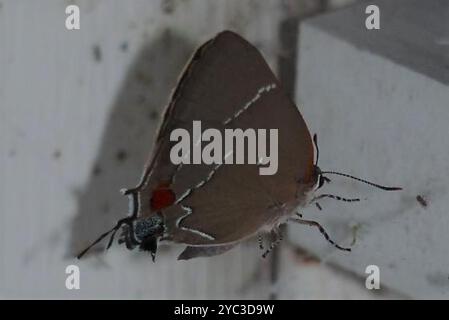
[135,31,312,217]
[178,244,237,260]
[154,31,315,246]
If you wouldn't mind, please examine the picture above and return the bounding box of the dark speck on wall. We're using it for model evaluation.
[93,44,102,62]
[426,272,449,287]
[135,70,153,86]
[161,0,176,14]
[416,195,428,208]
[120,41,128,52]
[53,149,62,159]
[149,110,159,120]
[92,164,102,176]
[116,149,128,163]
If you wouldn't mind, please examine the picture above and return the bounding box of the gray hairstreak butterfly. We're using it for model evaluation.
[77,31,401,261]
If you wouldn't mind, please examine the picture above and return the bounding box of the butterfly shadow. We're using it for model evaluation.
[66,30,195,260]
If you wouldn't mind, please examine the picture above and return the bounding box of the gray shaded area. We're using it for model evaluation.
[69,30,194,258]
[307,0,449,84]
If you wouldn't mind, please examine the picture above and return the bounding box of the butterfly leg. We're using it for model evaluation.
[77,216,136,259]
[262,228,283,259]
[118,223,139,250]
[258,234,265,250]
[311,194,360,205]
[310,194,361,211]
[289,217,351,252]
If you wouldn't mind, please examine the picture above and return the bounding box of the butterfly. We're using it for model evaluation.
[77,31,401,261]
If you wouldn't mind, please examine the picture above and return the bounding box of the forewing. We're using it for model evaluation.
[157,32,315,245]
[177,244,237,260]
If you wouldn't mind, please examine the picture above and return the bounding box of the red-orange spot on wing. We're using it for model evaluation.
[151,184,176,211]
